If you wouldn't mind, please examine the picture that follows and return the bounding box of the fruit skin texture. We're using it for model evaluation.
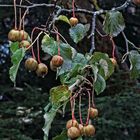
[133,0,140,5]
[8,29,20,42]
[78,124,84,135]
[36,63,48,77]
[67,127,81,139]
[51,55,64,67]
[66,119,79,129]
[19,40,31,49]
[110,58,117,66]
[69,17,78,26]
[18,30,29,41]
[89,107,98,118]
[25,58,38,71]
[84,125,95,137]
[50,61,57,71]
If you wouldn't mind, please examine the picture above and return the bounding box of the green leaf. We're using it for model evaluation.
[9,48,25,83]
[52,130,67,140]
[59,53,87,85]
[129,50,140,79]
[69,23,90,43]
[94,74,106,95]
[42,35,73,60]
[50,85,71,105]
[10,42,19,53]
[57,60,73,76]
[57,15,70,25]
[103,11,125,37]
[73,53,87,65]
[89,52,114,79]
[59,43,73,60]
[42,35,58,55]
[43,105,60,140]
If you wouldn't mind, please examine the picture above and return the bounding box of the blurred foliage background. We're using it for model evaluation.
[0,0,140,140]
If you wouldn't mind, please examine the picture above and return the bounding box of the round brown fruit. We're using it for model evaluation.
[50,61,57,71]
[18,30,29,41]
[69,17,78,26]
[8,29,20,42]
[51,55,64,67]
[84,125,95,137]
[89,107,98,118]
[36,63,48,77]
[67,127,81,139]
[66,119,79,129]
[110,58,117,66]
[25,58,38,71]
[133,0,140,5]
[19,40,31,49]
[78,124,84,136]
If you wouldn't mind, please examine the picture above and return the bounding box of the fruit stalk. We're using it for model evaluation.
[19,0,23,30]
[72,0,75,18]
[37,39,41,63]
[110,36,116,59]
[14,0,17,29]
[86,91,91,125]
[79,95,83,125]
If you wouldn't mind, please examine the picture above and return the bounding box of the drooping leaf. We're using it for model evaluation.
[43,105,60,140]
[42,35,73,60]
[57,60,73,76]
[10,42,19,53]
[94,74,106,95]
[50,85,71,105]
[57,15,70,25]
[59,53,87,85]
[103,11,125,37]
[91,65,98,82]
[129,50,140,79]
[42,35,58,55]
[52,130,67,140]
[59,43,73,60]
[99,59,109,78]
[73,53,87,65]
[69,23,90,43]
[89,52,114,79]
[9,47,25,84]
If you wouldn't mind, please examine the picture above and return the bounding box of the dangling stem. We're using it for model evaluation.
[91,90,95,108]
[54,27,61,56]
[70,97,75,120]
[86,91,91,125]
[19,0,23,30]
[14,0,17,29]
[37,38,41,64]
[30,29,43,59]
[57,32,60,56]
[72,0,75,18]
[31,27,36,59]
[110,36,116,59]
[79,95,83,125]
[19,8,28,30]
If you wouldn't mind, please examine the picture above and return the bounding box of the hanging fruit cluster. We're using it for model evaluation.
[8,0,31,49]
[66,71,98,139]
